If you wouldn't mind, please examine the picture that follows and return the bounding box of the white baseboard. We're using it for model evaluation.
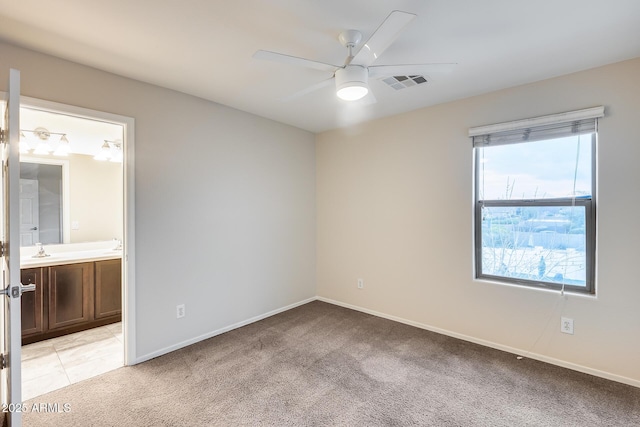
[133,294,639,389]
[316,296,640,389]
[134,297,316,365]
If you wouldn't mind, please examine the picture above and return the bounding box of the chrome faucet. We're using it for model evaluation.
[32,242,50,258]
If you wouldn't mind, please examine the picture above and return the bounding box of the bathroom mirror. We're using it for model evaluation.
[20,155,123,247]
[20,160,65,246]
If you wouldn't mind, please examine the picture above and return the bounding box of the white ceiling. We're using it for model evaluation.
[1,1,639,133]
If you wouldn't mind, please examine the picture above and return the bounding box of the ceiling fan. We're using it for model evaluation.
[253,10,456,102]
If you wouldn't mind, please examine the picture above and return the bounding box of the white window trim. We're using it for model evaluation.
[470,106,602,295]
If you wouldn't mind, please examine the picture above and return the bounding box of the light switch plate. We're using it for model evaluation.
[176,304,185,319]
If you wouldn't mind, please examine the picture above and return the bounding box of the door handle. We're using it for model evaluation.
[1,283,36,298]
[30,227,38,230]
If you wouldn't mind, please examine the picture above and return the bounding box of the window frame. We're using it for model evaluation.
[473,127,597,295]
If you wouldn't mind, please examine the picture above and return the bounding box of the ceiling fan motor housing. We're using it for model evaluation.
[335,65,369,100]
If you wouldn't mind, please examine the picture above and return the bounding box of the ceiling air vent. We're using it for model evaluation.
[381,75,428,90]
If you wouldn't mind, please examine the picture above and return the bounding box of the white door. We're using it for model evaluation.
[19,179,39,246]
[1,69,33,427]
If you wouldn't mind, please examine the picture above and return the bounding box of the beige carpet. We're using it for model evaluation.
[24,301,640,426]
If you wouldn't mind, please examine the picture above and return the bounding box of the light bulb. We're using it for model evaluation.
[53,134,70,156]
[94,141,112,161]
[19,132,31,154]
[336,85,369,101]
[110,144,123,163]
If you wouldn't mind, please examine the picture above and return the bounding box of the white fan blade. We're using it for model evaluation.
[368,63,457,78]
[253,50,339,73]
[282,78,334,101]
[351,10,416,67]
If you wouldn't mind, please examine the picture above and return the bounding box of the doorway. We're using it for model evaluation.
[16,99,135,400]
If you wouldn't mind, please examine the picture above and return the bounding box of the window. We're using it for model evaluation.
[470,107,603,294]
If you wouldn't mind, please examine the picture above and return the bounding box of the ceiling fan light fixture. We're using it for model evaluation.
[335,66,369,101]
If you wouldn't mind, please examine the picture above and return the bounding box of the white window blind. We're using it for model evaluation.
[469,106,604,147]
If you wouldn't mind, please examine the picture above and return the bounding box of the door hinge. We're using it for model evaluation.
[0,128,5,144]
[0,353,6,370]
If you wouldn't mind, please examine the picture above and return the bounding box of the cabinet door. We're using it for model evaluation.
[95,259,122,319]
[48,263,93,330]
[21,268,45,337]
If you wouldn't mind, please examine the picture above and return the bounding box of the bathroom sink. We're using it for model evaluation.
[21,249,121,268]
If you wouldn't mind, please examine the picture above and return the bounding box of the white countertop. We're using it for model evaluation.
[21,250,122,269]
[20,241,123,269]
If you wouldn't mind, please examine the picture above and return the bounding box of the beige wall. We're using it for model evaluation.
[0,41,316,359]
[69,154,122,242]
[317,58,640,385]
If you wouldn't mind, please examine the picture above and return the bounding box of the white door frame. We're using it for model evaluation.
[19,96,136,365]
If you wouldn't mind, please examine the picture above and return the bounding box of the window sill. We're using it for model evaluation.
[473,276,597,299]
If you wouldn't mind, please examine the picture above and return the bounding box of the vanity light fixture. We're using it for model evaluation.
[94,140,123,163]
[21,127,70,156]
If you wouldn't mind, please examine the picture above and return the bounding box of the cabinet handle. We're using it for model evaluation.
[30,227,38,230]
[21,283,36,293]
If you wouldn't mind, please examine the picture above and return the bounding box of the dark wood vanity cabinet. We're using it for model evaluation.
[21,258,122,344]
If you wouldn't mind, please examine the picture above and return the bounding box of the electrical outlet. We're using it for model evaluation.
[357,278,364,289]
[561,317,574,334]
[176,304,186,319]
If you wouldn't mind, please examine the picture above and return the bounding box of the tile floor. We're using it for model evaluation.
[21,322,123,401]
